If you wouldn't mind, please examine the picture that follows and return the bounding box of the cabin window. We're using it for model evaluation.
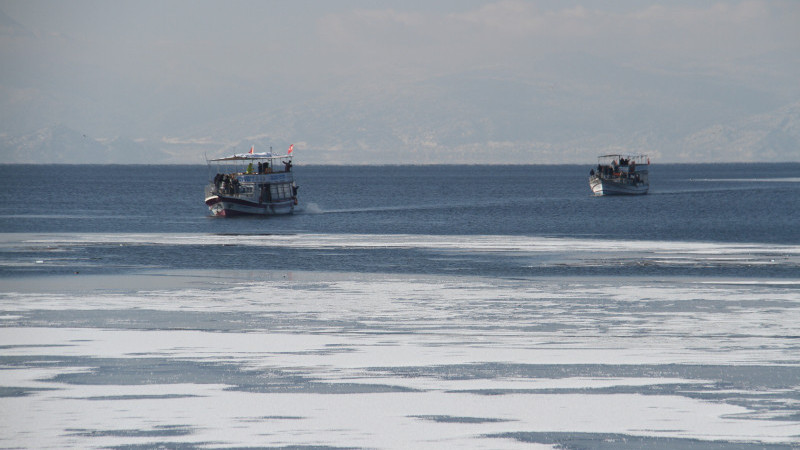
[269,183,293,201]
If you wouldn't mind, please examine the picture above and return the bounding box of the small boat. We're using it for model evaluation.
[589,154,649,196]
[204,145,297,217]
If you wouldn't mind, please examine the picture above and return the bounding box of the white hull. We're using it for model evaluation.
[590,176,648,196]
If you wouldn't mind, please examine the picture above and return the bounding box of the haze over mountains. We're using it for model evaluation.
[1,2,799,164]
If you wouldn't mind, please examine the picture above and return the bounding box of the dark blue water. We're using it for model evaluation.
[3,164,800,450]
[1,163,798,242]
[1,163,798,279]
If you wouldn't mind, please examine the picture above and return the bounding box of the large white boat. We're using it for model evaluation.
[204,146,297,217]
[589,154,649,196]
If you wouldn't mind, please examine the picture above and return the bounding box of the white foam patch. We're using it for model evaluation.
[2,233,800,448]
[1,379,795,449]
[2,271,800,447]
[5,232,800,257]
[3,232,798,281]
[2,275,799,367]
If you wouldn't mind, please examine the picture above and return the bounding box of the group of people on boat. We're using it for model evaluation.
[213,173,241,195]
[590,160,642,184]
[212,159,296,198]
[606,157,637,173]
[243,160,292,175]
[615,157,634,167]
[247,161,270,174]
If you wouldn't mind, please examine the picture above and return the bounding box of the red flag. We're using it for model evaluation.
[249,145,254,154]
[287,144,294,154]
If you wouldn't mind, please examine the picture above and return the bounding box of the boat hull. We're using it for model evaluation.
[589,176,648,196]
[205,195,295,217]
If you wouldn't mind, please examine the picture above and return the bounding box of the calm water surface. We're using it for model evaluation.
[1,163,799,449]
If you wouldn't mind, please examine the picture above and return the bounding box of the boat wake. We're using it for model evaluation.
[652,177,800,196]
[649,185,779,196]
[296,199,517,215]
[294,202,324,214]
[294,203,446,215]
[689,177,800,183]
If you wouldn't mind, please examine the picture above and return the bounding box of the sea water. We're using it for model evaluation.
[0,163,799,449]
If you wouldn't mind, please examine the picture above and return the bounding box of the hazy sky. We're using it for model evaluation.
[1,0,799,162]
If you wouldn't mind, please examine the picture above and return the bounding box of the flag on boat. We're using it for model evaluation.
[288,144,294,155]
[249,145,254,154]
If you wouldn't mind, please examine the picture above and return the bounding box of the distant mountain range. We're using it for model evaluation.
[2,98,797,165]
[0,125,172,164]
[1,27,798,165]
[679,101,800,162]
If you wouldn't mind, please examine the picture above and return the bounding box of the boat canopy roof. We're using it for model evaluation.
[597,153,649,164]
[209,152,291,162]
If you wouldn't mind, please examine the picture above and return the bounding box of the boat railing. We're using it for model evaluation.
[205,182,256,199]
[596,154,649,166]
[240,162,293,175]
[207,155,293,173]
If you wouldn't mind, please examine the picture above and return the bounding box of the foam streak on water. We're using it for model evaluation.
[3,232,800,272]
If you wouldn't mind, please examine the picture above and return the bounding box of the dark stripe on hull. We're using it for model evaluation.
[206,195,295,217]
[589,177,648,196]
